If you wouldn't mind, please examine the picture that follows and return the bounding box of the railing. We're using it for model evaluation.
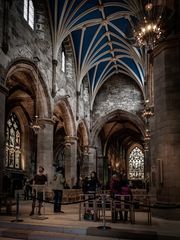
[79,192,152,224]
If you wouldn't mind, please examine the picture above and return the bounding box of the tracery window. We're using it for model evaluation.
[6,113,21,169]
[61,49,66,72]
[129,146,144,180]
[23,0,34,29]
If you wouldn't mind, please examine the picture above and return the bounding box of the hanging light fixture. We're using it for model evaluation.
[132,1,174,151]
[30,57,42,134]
[133,0,166,50]
[132,1,167,149]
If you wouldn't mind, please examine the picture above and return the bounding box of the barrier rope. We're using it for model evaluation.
[111,195,180,209]
[33,194,99,205]
[31,193,180,209]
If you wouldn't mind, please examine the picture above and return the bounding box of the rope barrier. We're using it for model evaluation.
[33,194,99,205]
[111,195,180,209]
[21,192,180,209]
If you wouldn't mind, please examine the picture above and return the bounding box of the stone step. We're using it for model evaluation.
[0,224,122,240]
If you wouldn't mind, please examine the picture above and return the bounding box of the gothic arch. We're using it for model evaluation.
[77,120,89,148]
[5,59,52,118]
[91,109,145,146]
[4,59,52,180]
[54,98,75,137]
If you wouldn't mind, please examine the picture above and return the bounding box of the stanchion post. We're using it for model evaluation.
[11,192,23,222]
[97,194,111,230]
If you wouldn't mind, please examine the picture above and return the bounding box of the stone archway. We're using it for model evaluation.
[91,109,145,187]
[4,59,52,186]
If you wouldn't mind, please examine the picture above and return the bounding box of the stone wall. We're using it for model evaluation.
[79,76,90,129]
[55,38,77,117]
[0,0,52,91]
[92,74,143,122]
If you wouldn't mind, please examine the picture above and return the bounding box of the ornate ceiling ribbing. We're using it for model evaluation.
[47,0,144,100]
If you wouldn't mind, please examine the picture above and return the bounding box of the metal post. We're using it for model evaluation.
[11,192,23,222]
[97,194,111,230]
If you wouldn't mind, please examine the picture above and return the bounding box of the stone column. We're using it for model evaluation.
[88,146,97,173]
[97,155,104,185]
[36,118,54,184]
[152,36,180,219]
[0,83,8,192]
[81,153,89,178]
[64,136,77,188]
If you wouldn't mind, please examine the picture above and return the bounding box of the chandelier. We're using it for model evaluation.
[133,1,165,50]
[30,57,42,134]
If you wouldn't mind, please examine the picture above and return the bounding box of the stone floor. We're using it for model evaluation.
[0,200,180,239]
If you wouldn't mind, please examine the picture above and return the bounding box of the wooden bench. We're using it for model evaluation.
[63,189,83,203]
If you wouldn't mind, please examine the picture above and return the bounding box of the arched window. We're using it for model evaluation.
[6,113,21,169]
[129,146,144,180]
[61,49,66,72]
[23,0,34,29]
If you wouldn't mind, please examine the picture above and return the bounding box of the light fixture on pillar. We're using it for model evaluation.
[65,136,73,147]
[142,99,154,120]
[30,115,41,134]
[83,145,89,156]
[30,57,42,134]
[142,99,154,151]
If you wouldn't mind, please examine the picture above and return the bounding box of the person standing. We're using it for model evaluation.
[52,167,65,213]
[29,166,47,216]
[120,176,132,222]
[89,171,100,192]
[110,173,121,222]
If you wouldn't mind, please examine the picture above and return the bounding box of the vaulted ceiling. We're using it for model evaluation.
[47,0,145,99]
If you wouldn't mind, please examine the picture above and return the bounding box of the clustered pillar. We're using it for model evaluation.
[0,83,8,192]
[64,136,77,188]
[152,36,180,219]
[36,118,54,183]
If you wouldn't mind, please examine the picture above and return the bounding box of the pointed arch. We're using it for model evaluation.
[91,109,145,145]
[77,120,89,148]
[54,98,76,137]
[5,59,52,118]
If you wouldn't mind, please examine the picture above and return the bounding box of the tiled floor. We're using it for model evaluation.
[0,200,180,239]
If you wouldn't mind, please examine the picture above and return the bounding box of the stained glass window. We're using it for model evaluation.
[6,113,21,169]
[129,146,144,180]
[23,0,34,29]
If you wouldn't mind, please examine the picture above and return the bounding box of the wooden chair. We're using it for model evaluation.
[132,194,152,224]
[95,194,112,221]
[112,194,133,223]
[79,193,96,221]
